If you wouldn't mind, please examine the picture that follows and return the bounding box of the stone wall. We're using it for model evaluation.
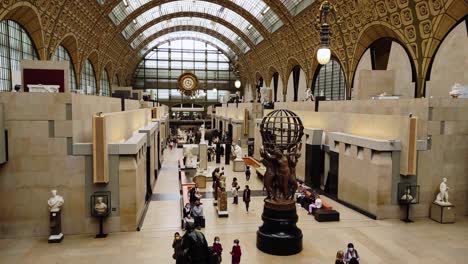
[0,93,155,238]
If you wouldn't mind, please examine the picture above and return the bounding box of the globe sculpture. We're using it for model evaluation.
[260,109,304,153]
[257,109,304,256]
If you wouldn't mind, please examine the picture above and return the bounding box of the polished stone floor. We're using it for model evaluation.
[0,148,467,264]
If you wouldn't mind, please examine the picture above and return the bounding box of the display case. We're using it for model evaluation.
[398,183,420,222]
[398,183,420,205]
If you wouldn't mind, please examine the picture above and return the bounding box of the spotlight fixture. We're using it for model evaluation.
[314,1,342,65]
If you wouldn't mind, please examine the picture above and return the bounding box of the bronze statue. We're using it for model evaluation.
[257,109,304,255]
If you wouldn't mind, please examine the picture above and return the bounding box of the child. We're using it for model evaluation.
[245,165,251,181]
[212,236,223,264]
[230,239,242,264]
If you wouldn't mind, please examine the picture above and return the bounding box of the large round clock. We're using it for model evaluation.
[177,72,199,96]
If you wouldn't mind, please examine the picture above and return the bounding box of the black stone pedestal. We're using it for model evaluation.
[48,211,64,243]
[257,202,303,255]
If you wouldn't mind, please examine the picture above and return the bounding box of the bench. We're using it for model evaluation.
[314,209,340,222]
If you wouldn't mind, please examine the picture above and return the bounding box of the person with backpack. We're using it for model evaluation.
[245,165,251,181]
[344,243,360,264]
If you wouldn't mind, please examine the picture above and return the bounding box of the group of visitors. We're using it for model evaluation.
[336,243,361,264]
[296,183,323,214]
[172,225,242,264]
[183,184,205,229]
[230,178,251,212]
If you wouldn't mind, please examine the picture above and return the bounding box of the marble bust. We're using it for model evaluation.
[232,143,243,161]
[47,190,64,212]
[435,178,451,205]
[400,188,414,203]
[94,197,108,216]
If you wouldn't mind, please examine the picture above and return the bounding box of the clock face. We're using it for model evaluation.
[182,77,195,90]
[178,73,199,96]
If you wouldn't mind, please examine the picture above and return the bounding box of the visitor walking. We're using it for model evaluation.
[192,200,205,228]
[344,243,360,264]
[230,239,242,264]
[232,178,240,204]
[245,165,251,181]
[212,236,223,264]
[242,185,251,212]
[172,232,182,261]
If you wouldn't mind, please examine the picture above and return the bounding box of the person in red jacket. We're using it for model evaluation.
[230,239,242,264]
[212,236,223,264]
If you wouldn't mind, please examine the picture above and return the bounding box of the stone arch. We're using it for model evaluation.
[424,16,468,98]
[351,38,417,99]
[421,2,468,86]
[350,22,417,97]
[311,55,348,100]
[285,58,307,102]
[0,3,46,60]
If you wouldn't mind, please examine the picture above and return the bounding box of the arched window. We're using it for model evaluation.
[113,74,119,87]
[0,20,39,91]
[52,45,77,92]
[100,69,110,96]
[313,59,346,100]
[80,59,97,95]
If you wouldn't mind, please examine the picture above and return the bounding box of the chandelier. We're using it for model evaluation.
[314,1,342,65]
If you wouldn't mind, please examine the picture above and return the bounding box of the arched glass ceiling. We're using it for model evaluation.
[130,17,250,53]
[140,31,237,60]
[281,0,315,16]
[120,1,264,45]
[110,0,282,31]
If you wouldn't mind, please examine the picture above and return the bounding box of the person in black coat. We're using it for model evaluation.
[179,222,210,264]
[243,185,251,212]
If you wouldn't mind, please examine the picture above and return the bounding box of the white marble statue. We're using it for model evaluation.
[47,190,64,212]
[449,83,468,98]
[232,143,243,161]
[435,178,451,205]
[94,197,108,216]
[304,88,314,102]
[199,124,206,143]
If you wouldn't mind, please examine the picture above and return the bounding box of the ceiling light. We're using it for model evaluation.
[237,36,241,41]
[261,6,270,15]
[247,24,253,30]
[123,0,128,7]
[133,19,137,24]
[235,80,241,89]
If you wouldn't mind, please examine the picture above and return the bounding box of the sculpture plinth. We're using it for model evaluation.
[256,109,304,256]
[257,200,302,255]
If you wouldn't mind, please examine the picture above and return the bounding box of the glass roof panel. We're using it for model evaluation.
[129,17,250,53]
[109,0,285,42]
[139,31,237,59]
[119,1,264,45]
[280,0,315,16]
